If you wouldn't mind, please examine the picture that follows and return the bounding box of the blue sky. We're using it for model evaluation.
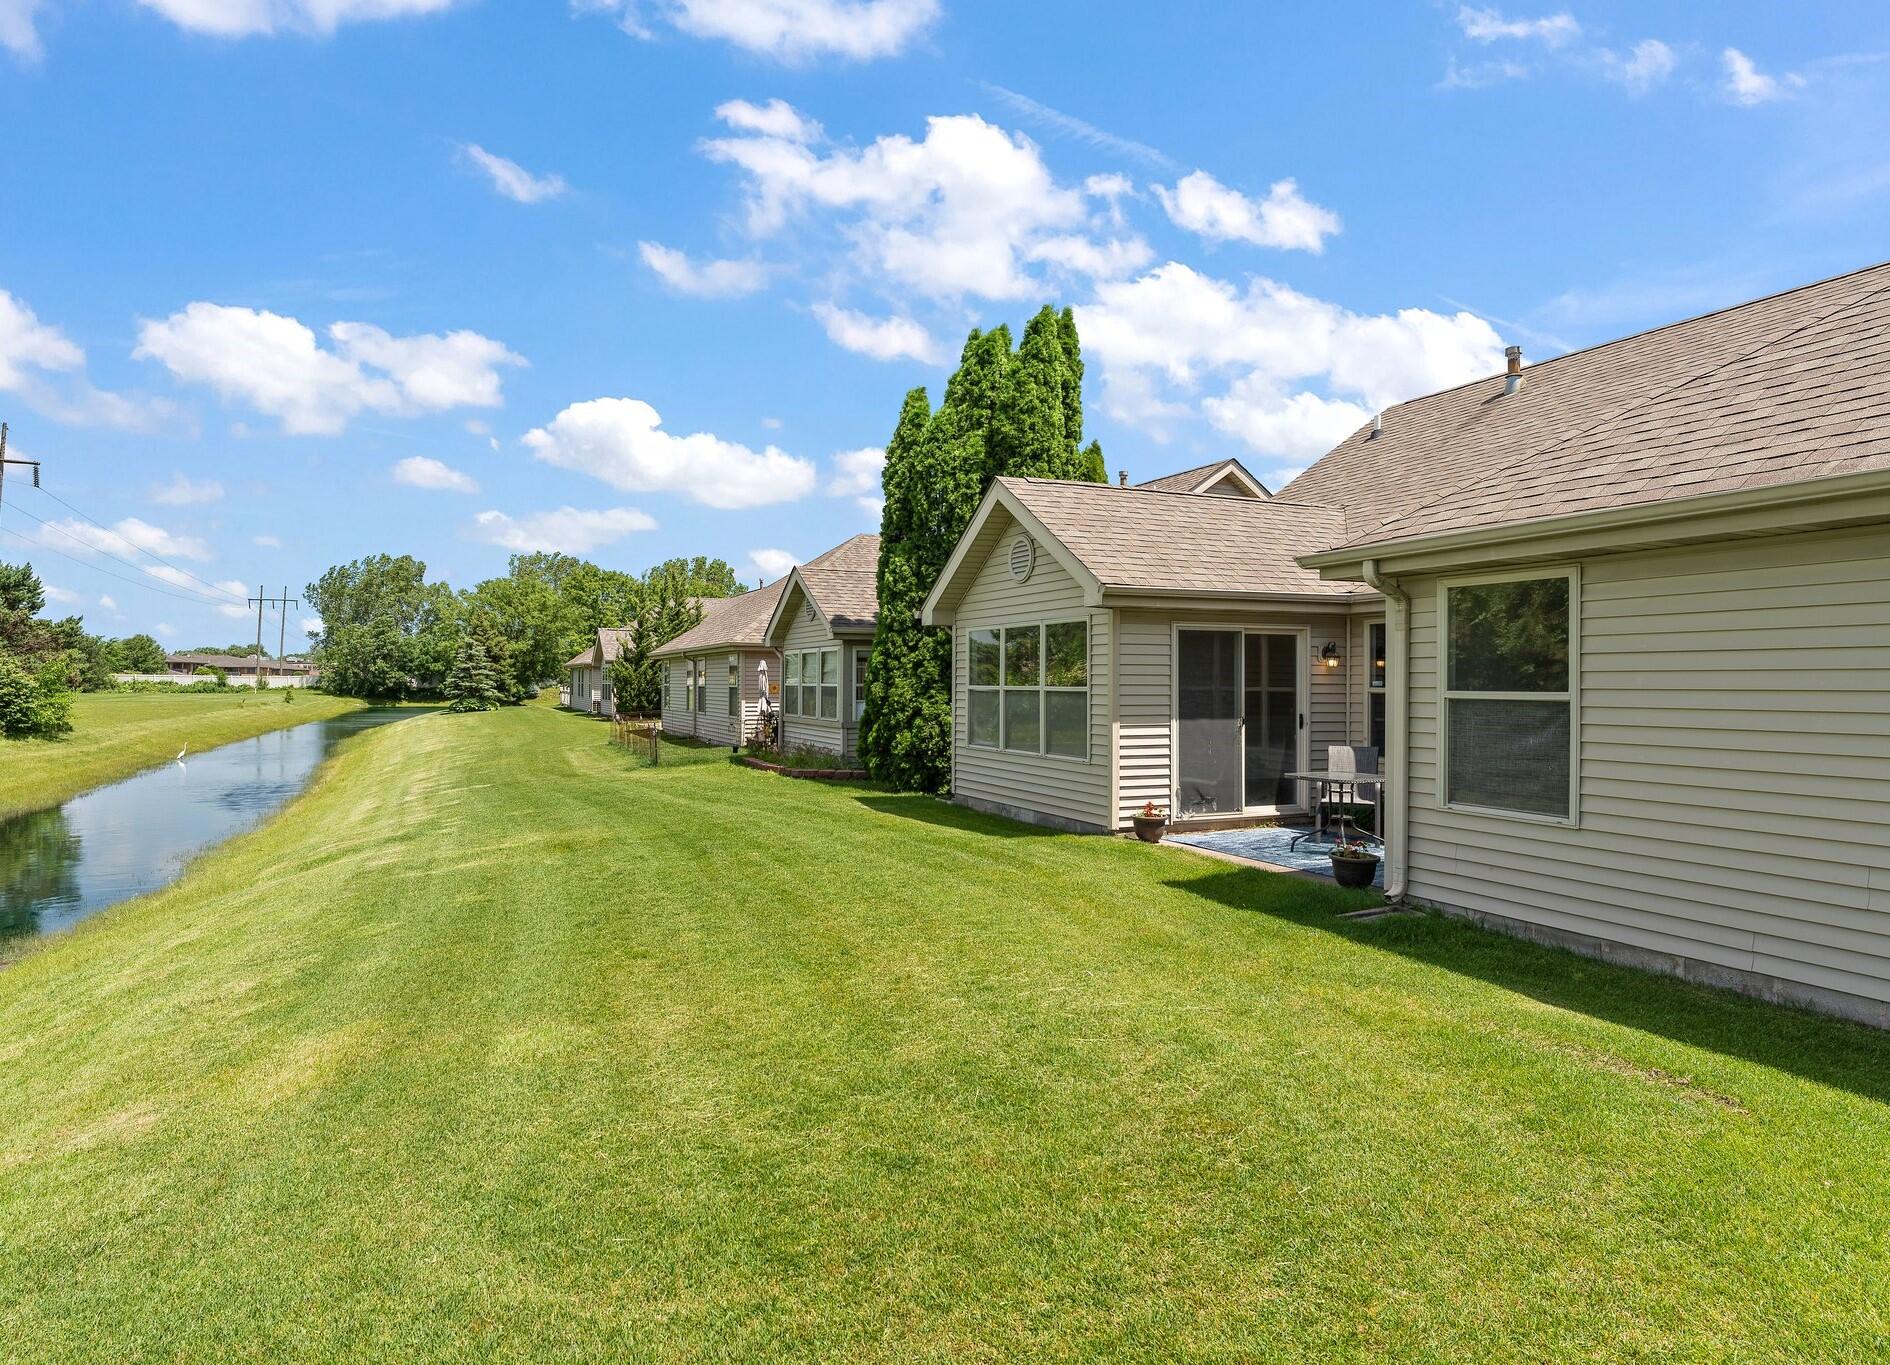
[2,0,1886,648]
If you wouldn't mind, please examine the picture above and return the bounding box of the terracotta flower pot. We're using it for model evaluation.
[1132,815,1167,844]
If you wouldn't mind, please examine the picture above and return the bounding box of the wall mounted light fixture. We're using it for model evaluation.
[1319,641,1342,669]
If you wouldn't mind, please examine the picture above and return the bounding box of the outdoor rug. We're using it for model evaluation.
[1168,825,1385,888]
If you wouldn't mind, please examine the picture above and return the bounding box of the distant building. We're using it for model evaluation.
[164,653,318,680]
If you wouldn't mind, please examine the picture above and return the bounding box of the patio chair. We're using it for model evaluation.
[1320,745,1381,841]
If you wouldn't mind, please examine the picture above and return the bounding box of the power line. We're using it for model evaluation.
[0,524,255,610]
[1,501,245,609]
[25,483,249,604]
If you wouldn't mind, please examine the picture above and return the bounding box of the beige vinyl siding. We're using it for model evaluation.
[659,649,774,745]
[1401,523,1890,1013]
[1113,606,1358,827]
[779,587,857,758]
[952,519,1111,831]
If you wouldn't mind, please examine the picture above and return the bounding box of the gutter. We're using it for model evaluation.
[1360,558,1408,903]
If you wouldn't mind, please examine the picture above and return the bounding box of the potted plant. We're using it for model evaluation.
[1132,801,1168,844]
[1329,839,1380,889]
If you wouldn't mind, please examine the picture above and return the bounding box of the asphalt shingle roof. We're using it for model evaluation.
[794,534,880,630]
[1002,478,1359,597]
[1136,458,1267,496]
[1276,260,1890,551]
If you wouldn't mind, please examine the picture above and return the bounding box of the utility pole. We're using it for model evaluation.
[0,423,44,531]
[248,585,299,689]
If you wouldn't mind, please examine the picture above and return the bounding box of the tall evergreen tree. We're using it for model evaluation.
[860,307,1107,792]
[445,636,504,713]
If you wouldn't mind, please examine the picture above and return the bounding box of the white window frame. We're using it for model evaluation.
[1437,565,1580,827]
[965,618,1090,763]
[818,647,840,721]
[727,653,740,717]
[852,646,870,722]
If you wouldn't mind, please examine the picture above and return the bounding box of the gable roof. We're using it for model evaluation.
[650,581,785,659]
[1137,458,1271,498]
[766,534,882,642]
[1285,259,1890,558]
[924,477,1359,621]
[564,627,634,671]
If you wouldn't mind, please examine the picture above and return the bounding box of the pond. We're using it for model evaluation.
[0,708,419,945]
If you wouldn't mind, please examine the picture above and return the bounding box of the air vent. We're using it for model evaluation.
[1008,534,1036,583]
[803,599,817,621]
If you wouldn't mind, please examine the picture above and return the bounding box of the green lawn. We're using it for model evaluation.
[2,705,1887,1360]
[0,689,366,820]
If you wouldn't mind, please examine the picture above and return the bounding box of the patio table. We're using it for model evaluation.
[1284,770,1384,851]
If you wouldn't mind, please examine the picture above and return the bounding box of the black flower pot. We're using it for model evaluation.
[1330,853,1379,889]
[1132,816,1167,844]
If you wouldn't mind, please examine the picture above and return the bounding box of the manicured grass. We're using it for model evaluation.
[2,704,1888,1360]
[0,689,367,820]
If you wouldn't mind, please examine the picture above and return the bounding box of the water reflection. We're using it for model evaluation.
[0,708,416,944]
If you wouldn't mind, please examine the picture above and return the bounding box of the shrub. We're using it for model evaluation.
[0,652,73,738]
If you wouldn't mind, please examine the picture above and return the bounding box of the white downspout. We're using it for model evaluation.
[1360,558,1409,902]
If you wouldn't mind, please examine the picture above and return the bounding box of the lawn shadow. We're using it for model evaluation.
[1168,866,1890,1107]
[853,794,1062,838]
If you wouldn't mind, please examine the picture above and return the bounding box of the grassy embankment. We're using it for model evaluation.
[0,689,365,820]
[2,704,1887,1360]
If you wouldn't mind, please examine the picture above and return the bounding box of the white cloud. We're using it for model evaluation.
[41,515,214,562]
[1027,234,1154,280]
[461,144,567,203]
[253,533,282,548]
[594,0,938,62]
[826,444,884,496]
[300,615,323,639]
[1456,5,1579,45]
[99,594,120,611]
[1722,47,1801,105]
[760,415,783,429]
[1597,39,1675,93]
[523,396,817,509]
[704,111,1091,300]
[150,473,225,506]
[135,303,524,435]
[0,0,46,59]
[1154,172,1340,253]
[0,287,169,430]
[980,84,1177,172]
[470,506,657,554]
[811,303,942,363]
[42,583,82,606]
[134,0,464,39]
[638,241,771,298]
[747,547,799,580]
[714,97,823,142]
[1078,261,1503,457]
[1438,57,1532,89]
[391,455,479,493]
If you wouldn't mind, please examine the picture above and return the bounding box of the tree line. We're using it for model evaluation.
[306,551,744,710]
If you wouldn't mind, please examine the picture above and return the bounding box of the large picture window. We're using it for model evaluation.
[783,649,839,720]
[966,620,1088,759]
[1441,571,1576,821]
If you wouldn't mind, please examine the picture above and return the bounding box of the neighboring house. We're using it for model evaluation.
[651,582,787,748]
[1134,457,1272,499]
[922,478,1381,833]
[761,533,881,759]
[564,627,635,716]
[1293,260,1890,1026]
[160,653,318,683]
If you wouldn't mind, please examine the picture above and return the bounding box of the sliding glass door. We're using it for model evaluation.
[1244,633,1298,809]
[1177,630,1242,815]
[1177,628,1303,817]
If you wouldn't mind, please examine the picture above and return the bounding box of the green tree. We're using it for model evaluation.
[306,555,459,697]
[445,635,504,713]
[111,634,167,673]
[608,562,706,716]
[645,556,745,599]
[859,308,1105,791]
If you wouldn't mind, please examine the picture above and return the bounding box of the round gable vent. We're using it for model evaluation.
[1007,534,1036,583]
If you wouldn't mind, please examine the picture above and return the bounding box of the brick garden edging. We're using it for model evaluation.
[738,756,872,782]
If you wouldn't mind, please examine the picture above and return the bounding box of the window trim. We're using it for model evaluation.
[852,646,870,722]
[964,617,1090,764]
[783,647,841,723]
[1437,566,1580,827]
[727,652,740,717]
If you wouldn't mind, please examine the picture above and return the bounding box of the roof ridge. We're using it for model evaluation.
[1351,269,1890,545]
[1009,475,1338,514]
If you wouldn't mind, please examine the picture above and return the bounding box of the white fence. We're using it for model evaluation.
[113,673,316,689]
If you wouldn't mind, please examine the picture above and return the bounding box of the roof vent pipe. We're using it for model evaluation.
[1369,412,1383,439]
[1118,470,1128,486]
[1504,344,1524,396]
